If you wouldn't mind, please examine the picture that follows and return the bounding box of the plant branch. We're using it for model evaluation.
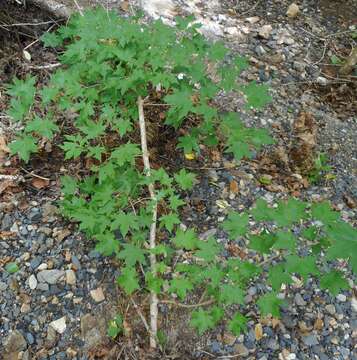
[160,298,215,309]
[137,95,158,349]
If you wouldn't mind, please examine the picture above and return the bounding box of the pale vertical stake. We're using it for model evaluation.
[137,96,158,349]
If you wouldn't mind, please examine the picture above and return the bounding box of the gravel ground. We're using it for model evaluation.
[1,0,357,359]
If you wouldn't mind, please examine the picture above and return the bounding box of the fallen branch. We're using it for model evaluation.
[137,96,158,349]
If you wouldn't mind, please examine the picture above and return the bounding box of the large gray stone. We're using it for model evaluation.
[37,270,64,284]
[4,330,27,353]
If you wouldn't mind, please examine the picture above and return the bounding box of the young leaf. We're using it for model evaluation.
[221,212,249,240]
[110,143,141,166]
[219,284,245,305]
[111,211,139,237]
[272,231,297,252]
[311,201,340,224]
[325,221,357,274]
[285,255,319,281]
[168,194,186,211]
[274,198,308,227]
[117,267,140,295]
[173,228,198,250]
[61,175,78,196]
[145,273,164,294]
[10,136,37,162]
[249,233,276,254]
[25,115,59,139]
[107,314,123,338]
[268,264,292,291]
[169,277,193,300]
[228,312,248,336]
[195,237,222,262]
[250,199,275,222]
[160,213,181,233]
[190,309,215,335]
[320,270,349,296]
[117,244,146,267]
[174,169,196,190]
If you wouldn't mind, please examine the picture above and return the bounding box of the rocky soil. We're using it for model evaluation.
[1,0,356,359]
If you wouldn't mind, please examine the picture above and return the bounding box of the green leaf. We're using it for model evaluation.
[177,134,200,154]
[169,277,193,300]
[219,284,245,305]
[228,312,248,336]
[61,175,77,196]
[110,143,141,166]
[302,226,318,241]
[117,244,146,267]
[272,231,297,252]
[221,212,249,240]
[226,141,251,161]
[243,82,272,109]
[251,199,274,222]
[257,292,286,318]
[5,262,19,274]
[79,120,106,139]
[145,273,164,294]
[190,308,215,335]
[285,255,319,281]
[160,213,181,232]
[274,198,308,227]
[95,233,120,256]
[208,41,228,61]
[164,89,193,127]
[320,270,349,296]
[311,201,340,225]
[107,314,123,338]
[111,211,139,237]
[268,264,292,291]
[249,233,276,254]
[41,32,63,47]
[117,267,140,295]
[9,136,37,162]
[168,195,186,211]
[173,228,198,250]
[174,169,196,190]
[227,259,261,284]
[25,115,59,139]
[61,135,85,160]
[195,237,222,262]
[325,221,357,274]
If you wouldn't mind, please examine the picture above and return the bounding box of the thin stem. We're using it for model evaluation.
[160,298,215,309]
[137,96,158,349]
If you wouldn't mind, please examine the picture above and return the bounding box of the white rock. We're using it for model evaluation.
[259,25,273,39]
[337,294,347,302]
[49,316,66,334]
[65,270,76,285]
[225,26,240,36]
[37,269,65,284]
[37,263,48,270]
[316,76,328,86]
[287,3,300,18]
[141,0,176,19]
[28,274,38,290]
[352,297,357,312]
[245,16,260,24]
[90,287,105,303]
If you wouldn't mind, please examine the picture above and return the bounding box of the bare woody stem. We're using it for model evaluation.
[137,96,158,349]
